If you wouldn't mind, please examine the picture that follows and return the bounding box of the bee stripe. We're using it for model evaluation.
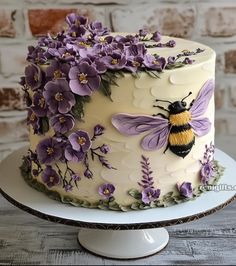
[171,124,191,133]
[169,140,195,158]
[169,129,194,146]
[169,111,191,126]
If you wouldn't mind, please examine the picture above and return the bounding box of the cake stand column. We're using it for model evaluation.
[78,228,169,259]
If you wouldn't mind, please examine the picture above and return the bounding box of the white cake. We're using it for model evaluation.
[20,13,224,211]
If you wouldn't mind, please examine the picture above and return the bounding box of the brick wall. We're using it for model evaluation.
[0,0,236,159]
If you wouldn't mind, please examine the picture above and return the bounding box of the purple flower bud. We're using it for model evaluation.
[64,184,73,192]
[167,40,176,47]
[100,144,110,154]
[71,173,81,181]
[151,31,161,42]
[183,57,194,65]
[94,124,105,136]
[84,169,93,179]
[139,29,148,37]
[167,56,176,64]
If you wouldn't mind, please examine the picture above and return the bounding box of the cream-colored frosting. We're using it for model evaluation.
[29,35,216,206]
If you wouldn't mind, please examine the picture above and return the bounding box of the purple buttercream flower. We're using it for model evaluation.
[47,47,75,62]
[84,168,93,179]
[42,165,60,188]
[89,21,109,36]
[66,13,88,27]
[98,183,115,199]
[177,182,193,198]
[45,59,70,80]
[69,62,101,96]
[125,43,147,57]
[100,144,110,154]
[31,92,48,117]
[151,31,161,42]
[93,124,105,137]
[49,113,75,134]
[141,187,160,204]
[43,79,76,114]
[92,58,107,74]
[166,40,176,47]
[167,56,176,64]
[64,184,73,192]
[25,64,42,90]
[68,130,92,153]
[125,56,143,72]
[200,161,215,185]
[183,57,194,65]
[36,138,63,165]
[143,54,166,71]
[67,24,87,38]
[71,173,81,181]
[64,144,85,162]
[138,29,148,38]
[102,53,127,70]
[27,108,41,134]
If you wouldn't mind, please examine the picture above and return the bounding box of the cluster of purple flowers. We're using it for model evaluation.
[200,143,216,185]
[176,182,193,198]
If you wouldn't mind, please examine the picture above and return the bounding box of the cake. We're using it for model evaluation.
[20,13,224,211]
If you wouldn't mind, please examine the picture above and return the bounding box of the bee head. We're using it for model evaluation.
[168,101,186,114]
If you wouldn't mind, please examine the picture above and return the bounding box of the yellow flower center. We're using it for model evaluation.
[34,74,38,82]
[132,61,141,67]
[47,147,54,155]
[39,97,45,108]
[111,59,118,65]
[55,92,64,102]
[53,70,63,79]
[71,31,77,37]
[103,188,110,195]
[49,176,54,182]
[79,73,88,84]
[30,112,36,121]
[152,60,160,65]
[59,116,66,124]
[62,52,71,58]
[78,41,91,48]
[77,136,86,145]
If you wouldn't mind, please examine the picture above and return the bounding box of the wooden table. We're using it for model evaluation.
[0,155,236,265]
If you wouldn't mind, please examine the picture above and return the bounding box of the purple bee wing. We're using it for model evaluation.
[190,79,214,118]
[141,125,171,151]
[189,118,211,137]
[112,113,169,135]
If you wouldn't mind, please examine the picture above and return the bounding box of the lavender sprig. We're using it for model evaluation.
[138,155,154,189]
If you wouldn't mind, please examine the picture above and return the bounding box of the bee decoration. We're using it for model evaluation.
[111,79,214,158]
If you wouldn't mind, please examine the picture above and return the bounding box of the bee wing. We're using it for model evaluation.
[190,79,214,118]
[111,113,169,135]
[141,125,171,151]
[189,117,211,137]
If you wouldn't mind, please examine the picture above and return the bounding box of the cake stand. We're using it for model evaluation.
[0,147,236,259]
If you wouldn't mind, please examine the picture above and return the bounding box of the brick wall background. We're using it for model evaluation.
[0,0,236,160]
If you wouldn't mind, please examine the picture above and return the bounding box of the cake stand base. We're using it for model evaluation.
[78,228,169,259]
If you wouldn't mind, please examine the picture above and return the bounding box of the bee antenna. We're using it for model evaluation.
[182,92,192,102]
[155,99,172,104]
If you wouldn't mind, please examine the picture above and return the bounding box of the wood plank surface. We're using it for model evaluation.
[0,194,236,265]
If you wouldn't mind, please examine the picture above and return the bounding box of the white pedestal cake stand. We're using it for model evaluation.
[0,147,236,259]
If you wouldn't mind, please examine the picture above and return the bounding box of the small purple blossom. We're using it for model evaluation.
[102,53,127,70]
[166,40,176,47]
[138,29,148,38]
[49,113,75,134]
[47,47,75,62]
[200,161,215,185]
[64,184,73,192]
[125,43,147,57]
[42,165,60,188]
[36,138,63,165]
[69,62,101,96]
[93,124,105,137]
[45,59,70,80]
[141,187,160,204]
[43,79,76,114]
[176,182,193,198]
[68,130,91,153]
[84,168,93,179]
[151,31,161,42]
[183,57,194,65]
[71,173,81,181]
[66,13,88,27]
[31,93,48,117]
[64,144,85,162]
[143,54,166,71]
[25,64,42,90]
[89,21,109,36]
[98,183,115,199]
[167,56,176,64]
[27,108,41,134]
[100,144,110,154]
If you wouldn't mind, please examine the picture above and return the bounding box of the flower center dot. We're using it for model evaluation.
[111,59,118,65]
[55,92,64,101]
[77,136,86,145]
[152,60,160,65]
[30,112,36,121]
[103,189,110,195]
[59,116,66,123]
[49,176,54,182]
[46,147,54,155]
[53,70,63,79]
[132,61,140,67]
[78,73,88,84]
[62,52,71,58]
[79,41,90,48]
[39,97,45,108]
[34,74,38,82]
[71,32,77,37]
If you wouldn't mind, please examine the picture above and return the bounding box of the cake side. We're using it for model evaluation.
[20,13,224,210]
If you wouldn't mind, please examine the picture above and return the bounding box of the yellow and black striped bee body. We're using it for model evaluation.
[155,93,195,158]
[168,103,195,158]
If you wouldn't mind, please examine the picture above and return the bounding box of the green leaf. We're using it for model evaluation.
[144,70,160,78]
[99,78,112,101]
[41,117,49,134]
[71,95,91,120]
[128,189,142,200]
